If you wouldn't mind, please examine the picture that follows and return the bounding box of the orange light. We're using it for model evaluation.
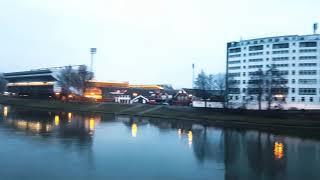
[274,142,284,159]
[55,92,60,96]
[68,94,73,98]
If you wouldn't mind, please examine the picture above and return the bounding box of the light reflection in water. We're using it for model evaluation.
[68,112,72,122]
[3,106,8,117]
[89,118,95,131]
[132,123,137,138]
[274,141,284,160]
[54,115,60,126]
[188,131,193,147]
[178,129,182,139]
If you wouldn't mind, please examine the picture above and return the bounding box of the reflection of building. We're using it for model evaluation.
[227,34,320,109]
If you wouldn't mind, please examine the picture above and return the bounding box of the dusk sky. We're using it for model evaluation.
[1,0,319,88]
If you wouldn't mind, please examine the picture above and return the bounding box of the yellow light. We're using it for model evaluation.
[132,93,138,97]
[55,92,60,96]
[188,131,193,146]
[3,106,8,117]
[68,112,72,121]
[7,81,55,86]
[132,123,137,137]
[89,118,95,131]
[274,141,284,159]
[45,124,52,132]
[54,115,60,126]
[16,120,28,129]
[68,94,73,98]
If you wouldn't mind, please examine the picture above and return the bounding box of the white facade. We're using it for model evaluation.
[227,34,320,109]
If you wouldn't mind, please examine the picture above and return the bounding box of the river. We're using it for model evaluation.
[0,105,320,180]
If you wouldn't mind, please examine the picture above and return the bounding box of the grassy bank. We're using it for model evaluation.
[1,96,320,132]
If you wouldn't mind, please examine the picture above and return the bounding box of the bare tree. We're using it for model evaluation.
[194,70,212,107]
[209,73,227,107]
[0,74,7,93]
[247,67,287,110]
[57,65,94,96]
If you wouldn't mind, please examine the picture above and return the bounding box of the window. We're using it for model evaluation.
[243,59,246,63]
[272,57,289,61]
[299,41,317,47]
[248,65,263,69]
[292,70,295,75]
[299,70,317,75]
[291,79,296,84]
[229,48,241,53]
[229,60,241,64]
[292,57,296,60]
[243,54,246,57]
[299,49,317,53]
[243,96,246,100]
[301,97,305,102]
[292,50,296,53]
[299,88,317,95]
[273,43,289,49]
[242,72,246,76]
[266,44,270,47]
[249,58,263,62]
[243,80,246,84]
[299,56,317,60]
[229,54,241,58]
[229,73,241,77]
[272,50,289,54]
[249,52,263,56]
[266,51,270,54]
[310,97,314,102]
[229,88,240,94]
[298,79,317,84]
[291,97,295,102]
[298,63,317,67]
[235,96,239,100]
[292,63,295,67]
[272,64,288,68]
[249,45,264,51]
[243,66,246,69]
[228,66,241,70]
[242,88,246,93]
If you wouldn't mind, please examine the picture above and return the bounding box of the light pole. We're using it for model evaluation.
[90,48,97,73]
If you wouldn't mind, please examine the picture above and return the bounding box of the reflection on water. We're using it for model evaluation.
[0,105,320,179]
[274,141,284,160]
[3,106,8,117]
[131,123,137,137]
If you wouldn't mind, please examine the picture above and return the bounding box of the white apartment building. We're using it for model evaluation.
[227,34,320,109]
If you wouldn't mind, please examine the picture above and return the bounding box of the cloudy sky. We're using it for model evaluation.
[0,0,319,88]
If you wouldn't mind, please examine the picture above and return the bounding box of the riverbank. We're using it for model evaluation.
[1,96,320,132]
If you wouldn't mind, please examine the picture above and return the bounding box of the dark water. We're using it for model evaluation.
[0,105,320,180]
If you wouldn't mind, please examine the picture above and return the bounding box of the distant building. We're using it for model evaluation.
[227,34,320,109]
[3,67,63,98]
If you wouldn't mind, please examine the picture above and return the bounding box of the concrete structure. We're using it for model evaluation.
[227,34,320,109]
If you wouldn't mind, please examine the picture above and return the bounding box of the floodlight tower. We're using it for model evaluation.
[90,48,97,73]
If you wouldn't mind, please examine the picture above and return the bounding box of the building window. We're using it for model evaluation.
[299,41,317,47]
[243,96,246,100]
[299,63,317,67]
[299,88,317,95]
[292,50,296,53]
[301,97,305,102]
[292,42,296,46]
[292,57,296,60]
[299,70,317,75]
[292,70,295,75]
[291,79,296,84]
[272,57,289,61]
[292,63,295,67]
[249,45,264,51]
[242,88,246,93]
[243,66,246,69]
[243,60,246,63]
[310,97,314,102]
[291,88,295,93]
[291,97,295,102]
[266,51,270,54]
[235,96,239,100]
[299,56,317,60]
[242,72,246,76]
[273,43,289,49]
[243,80,246,84]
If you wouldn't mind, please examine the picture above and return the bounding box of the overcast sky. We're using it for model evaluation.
[0,0,319,88]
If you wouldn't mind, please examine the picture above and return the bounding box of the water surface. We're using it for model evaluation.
[0,105,320,180]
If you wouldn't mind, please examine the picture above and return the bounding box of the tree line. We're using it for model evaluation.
[194,66,287,110]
